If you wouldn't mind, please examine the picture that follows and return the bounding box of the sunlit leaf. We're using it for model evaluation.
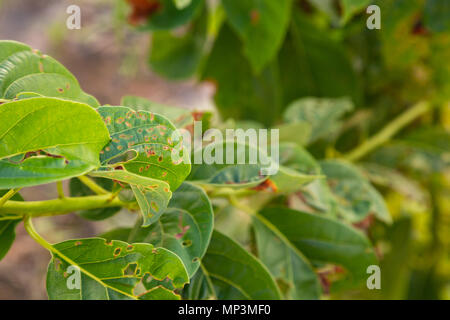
[0,97,109,188]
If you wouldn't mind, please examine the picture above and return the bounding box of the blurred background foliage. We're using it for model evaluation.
[0,0,449,299]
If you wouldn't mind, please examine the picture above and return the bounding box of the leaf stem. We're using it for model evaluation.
[78,175,108,195]
[56,181,65,199]
[23,216,54,252]
[0,194,133,217]
[343,101,431,162]
[0,188,21,208]
[227,195,256,216]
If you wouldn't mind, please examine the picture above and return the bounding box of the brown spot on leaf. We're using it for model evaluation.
[127,0,162,26]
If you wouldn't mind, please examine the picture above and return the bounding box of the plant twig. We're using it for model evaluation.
[78,176,108,195]
[0,194,134,217]
[0,188,21,208]
[56,181,65,199]
[343,101,431,162]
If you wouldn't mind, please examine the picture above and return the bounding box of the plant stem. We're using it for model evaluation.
[78,175,108,195]
[56,181,65,199]
[343,101,431,162]
[0,194,133,217]
[0,188,21,208]
[227,195,256,215]
[23,216,54,252]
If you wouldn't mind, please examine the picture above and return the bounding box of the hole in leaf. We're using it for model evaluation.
[124,263,138,276]
[182,240,192,247]
[113,248,122,256]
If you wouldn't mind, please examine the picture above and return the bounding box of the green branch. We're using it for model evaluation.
[0,194,134,217]
[0,188,21,208]
[343,101,431,162]
[78,175,108,195]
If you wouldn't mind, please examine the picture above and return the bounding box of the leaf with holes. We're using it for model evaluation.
[121,95,194,129]
[188,141,273,189]
[46,238,189,300]
[0,40,98,106]
[102,182,213,277]
[320,160,391,224]
[283,97,354,145]
[97,106,191,190]
[89,170,172,227]
[0,97,110,189]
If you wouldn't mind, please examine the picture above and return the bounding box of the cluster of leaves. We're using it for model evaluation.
[0,0,449,300]
[0,39,383,300]
[118,0,450,299]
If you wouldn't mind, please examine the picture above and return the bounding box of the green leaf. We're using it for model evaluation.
[320,160,391,224]
[252,214,321,299]
[270,143,323,193]
[341,0,371,24]
[97,106,191,190]
[0,40,30,64]
[202,24,282,126]
[0,190,23,261]
[138,0,203,30]
[90,170,172,227]
[259,207,378,283]
[424,0,450,33]
[222,0,293,73]
[188,141,272,189]
[199,230,281,299]
[149,12,207,79]
[121,95,194,129]
[4,73,99,107]
[0,97,110,189]
[0,41,98,106]
[278,12,361,107]
[105,182,214,277]
[283,97,354,145]
[46,238,189,300]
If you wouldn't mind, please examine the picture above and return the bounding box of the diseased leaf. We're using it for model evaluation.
[4,73,99,107]
[188,141,272,189]
[104,182,214,277]
[199,231,281,300]
[222,0,292,73]
[89,170,172,227]
[46,238,189,300]
[0,97,110,189]
[259,207,378,283]
[320,160,391,224]
[121,95,194,129]
[283,97,354,145]
[253,214,321,299]
[0,41,98,106]
[270,143,323,193]
[97,106,191,190]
